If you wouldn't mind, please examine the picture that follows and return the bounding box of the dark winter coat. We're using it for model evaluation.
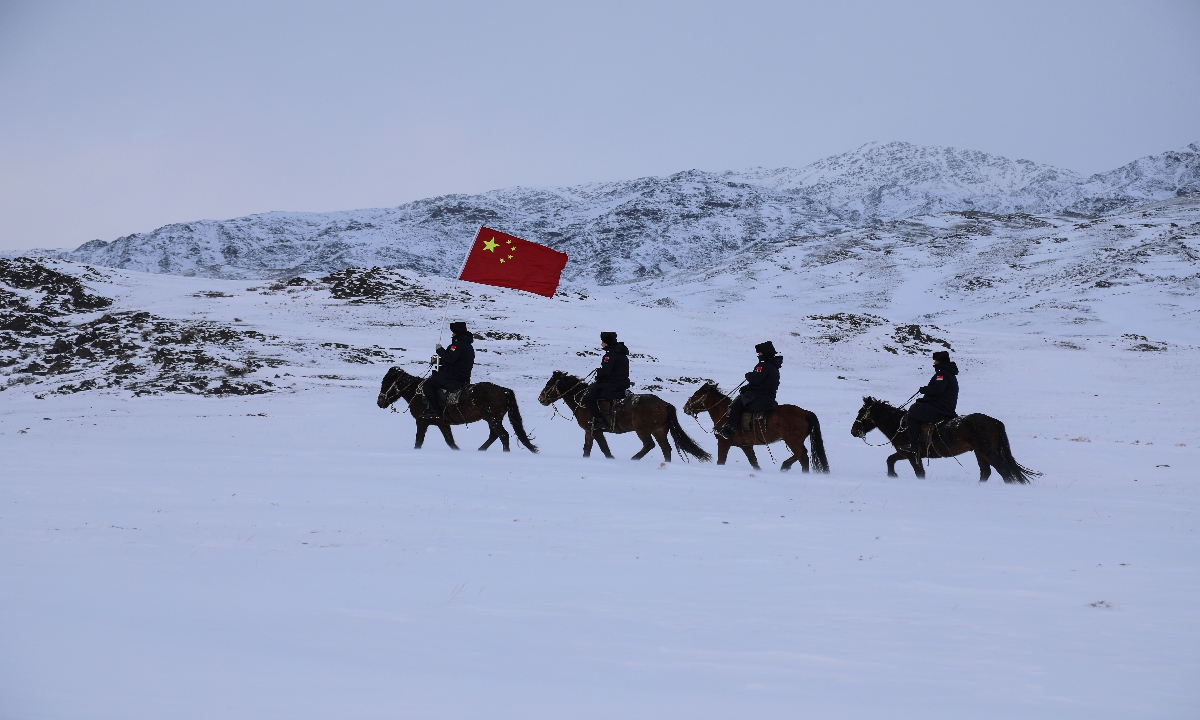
[739,355,782,410]
[434,332,475,387]
[594,342,631,392]
[912,361,958,417]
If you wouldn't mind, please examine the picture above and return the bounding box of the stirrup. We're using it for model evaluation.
[419,411,441,420]
[592,417,609,431]
[715,425,734,439]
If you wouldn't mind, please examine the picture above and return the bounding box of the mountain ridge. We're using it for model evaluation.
[34,141,1200,285]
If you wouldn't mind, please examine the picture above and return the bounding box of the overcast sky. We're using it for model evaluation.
[1,0,1197,251]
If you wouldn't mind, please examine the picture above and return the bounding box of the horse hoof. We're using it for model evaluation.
[887,471,898,478]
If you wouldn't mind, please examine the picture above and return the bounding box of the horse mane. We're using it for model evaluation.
[553,370,583,383]
[864,395,895,409]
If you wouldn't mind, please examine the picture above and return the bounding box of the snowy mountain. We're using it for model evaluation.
[46,141,1200,285]
[724,142,1087,220]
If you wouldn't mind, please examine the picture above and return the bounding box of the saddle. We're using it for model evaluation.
[417,380,470,407]
[737,408,774,431]
[597,391,638,427]
[917,415,961,445]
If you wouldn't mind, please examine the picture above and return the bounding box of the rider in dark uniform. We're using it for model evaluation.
[419,321,475,420]
[582,331,630,431]
[716,341,782,439]
[900,350,959,453]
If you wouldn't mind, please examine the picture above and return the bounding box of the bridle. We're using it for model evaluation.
[685,385,733,434]
[380,372,421,406]
[854,402,904,447]
[541,371,593,407]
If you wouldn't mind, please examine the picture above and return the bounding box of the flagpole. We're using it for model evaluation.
[435,227,480,348]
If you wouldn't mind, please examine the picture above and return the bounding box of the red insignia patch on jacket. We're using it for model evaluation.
[754,365,763,372]
[603,355,610,361]
[449,346,457,351]
[935,375,943,380]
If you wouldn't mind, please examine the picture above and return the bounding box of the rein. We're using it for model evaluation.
[383,372,422,405]
[543,371,595,412]
[686,386,738,436]
[856,404,907,447]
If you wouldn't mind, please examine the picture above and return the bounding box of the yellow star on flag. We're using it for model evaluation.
[483,238,499,252]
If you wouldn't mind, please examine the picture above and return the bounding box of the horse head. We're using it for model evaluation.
[377,366,416,408]
[538,370,571,406]
[683,381,721,417]
[850,396,883,438]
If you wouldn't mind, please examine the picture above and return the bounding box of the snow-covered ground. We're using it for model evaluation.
[2,198,1198,717]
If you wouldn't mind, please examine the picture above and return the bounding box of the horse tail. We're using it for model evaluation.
[668,405,712,462]
[994,420,1039,484]
[504,388,538,453]
[805,410,830,473]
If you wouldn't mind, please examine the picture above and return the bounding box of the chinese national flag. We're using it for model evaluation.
[457,226,568,297]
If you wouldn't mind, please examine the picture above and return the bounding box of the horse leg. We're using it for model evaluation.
[780,445,808,472]
[631,429,655,460]
[438,423,459,450]
[740,445,761,471]
[479,417,510,452]
[594,431,615,459]
[717,440,730,465]
[908,453,925,478]
[652,427,672,462]
[779,430,809,472]
[583,428,594,457]
[478,415,499,451]
[974,449,991,482]
[415,420,429,449]
[492,413,511,452]
[886,451,903,477]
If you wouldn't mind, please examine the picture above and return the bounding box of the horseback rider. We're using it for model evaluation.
[899,350,959,453]
[716,341,782,439]
[419,321,475,420]
[582,331,630,431]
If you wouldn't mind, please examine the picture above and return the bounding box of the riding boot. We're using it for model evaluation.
[419,394,442,420]
[592,415,609,431]
[715,424,735,439]
[899,424,922,454]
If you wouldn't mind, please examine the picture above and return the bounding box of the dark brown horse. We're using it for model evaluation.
[377,366,537,452]
[683,382,829,473]
[850,396,1038,483]
[537,371,711,462]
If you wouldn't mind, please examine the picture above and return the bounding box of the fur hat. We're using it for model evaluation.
[755,341,777,357]
[932,350,950,363]
[450,321,468,335]
[600,331,618,344]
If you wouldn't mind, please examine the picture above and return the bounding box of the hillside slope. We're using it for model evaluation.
[38,141,1200,286]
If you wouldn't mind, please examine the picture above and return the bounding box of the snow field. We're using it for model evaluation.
[2,247,1198,718]
[1,342,1196,719]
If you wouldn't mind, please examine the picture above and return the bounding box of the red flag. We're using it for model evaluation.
[457,226,568,297]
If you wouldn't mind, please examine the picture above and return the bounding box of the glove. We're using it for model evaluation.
[436,343,444,351]
[918,386,928,393]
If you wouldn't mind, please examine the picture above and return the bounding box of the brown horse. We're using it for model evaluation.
[537,371,711,462]
[850,396,1039,483]
[377,366,537,452]
[683,382,829,473]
